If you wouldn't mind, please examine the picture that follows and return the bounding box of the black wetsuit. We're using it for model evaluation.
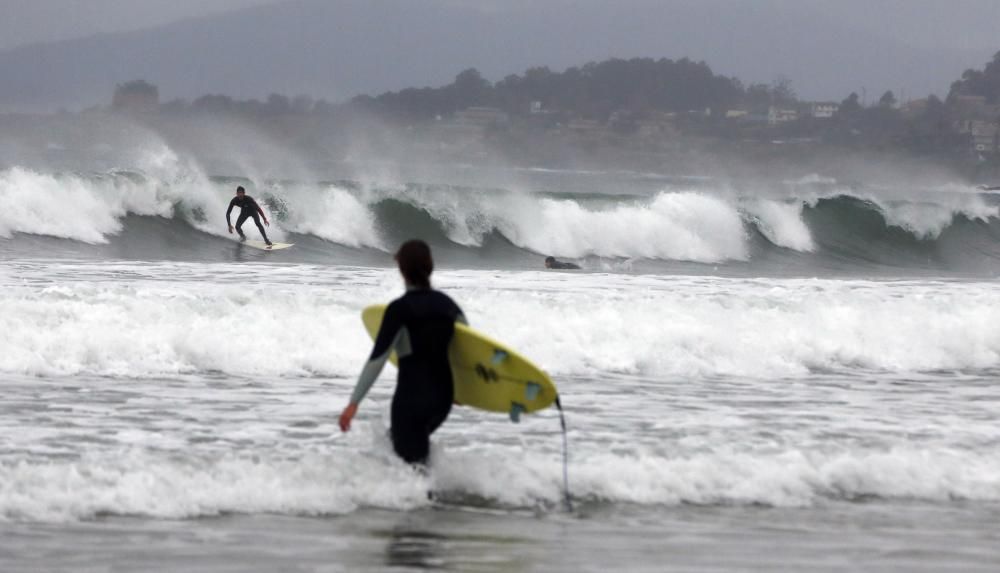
[549,260,581,270]
[226,195,270,243]
[352,289,464,464]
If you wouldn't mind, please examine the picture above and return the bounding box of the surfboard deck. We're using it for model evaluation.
[361,304,557,418]
[241,240,294,251]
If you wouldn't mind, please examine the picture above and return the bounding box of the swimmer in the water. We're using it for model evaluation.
[544,256,581,270]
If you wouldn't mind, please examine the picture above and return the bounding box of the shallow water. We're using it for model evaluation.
[2,505,999,572]
[1,260,999,570]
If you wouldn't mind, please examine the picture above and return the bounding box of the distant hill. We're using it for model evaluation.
[0,0,991,112]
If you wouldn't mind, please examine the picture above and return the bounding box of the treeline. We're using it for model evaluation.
[949,50,1000,103]
[351,58,793,120]
[792,90,964,155]
[111,79,340,117]
[108,52,1000,161]
[163,93,340,116]
[114,57,799,120]
[815,51,1000,156]
[113,52,1000,123]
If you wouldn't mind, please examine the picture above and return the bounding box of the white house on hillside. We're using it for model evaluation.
[809,102,839,119]
[768,106,798,125]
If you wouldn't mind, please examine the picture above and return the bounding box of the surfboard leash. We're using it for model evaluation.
[555,395,573,512]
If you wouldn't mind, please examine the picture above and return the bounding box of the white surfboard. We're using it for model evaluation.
[242,240,294,251]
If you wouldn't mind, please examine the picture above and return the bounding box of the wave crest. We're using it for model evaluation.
[2,162,999,266]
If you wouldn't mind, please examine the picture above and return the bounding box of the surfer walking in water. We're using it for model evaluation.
[226,186,272,246]
[339,240,467,465]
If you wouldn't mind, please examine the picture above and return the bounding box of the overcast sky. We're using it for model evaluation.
[0,0,275,51]
[1,0,998,54]
[0,0,998,111]
[814,0,1000,54]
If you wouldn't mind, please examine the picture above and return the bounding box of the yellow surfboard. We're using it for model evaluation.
[361,304,558,420]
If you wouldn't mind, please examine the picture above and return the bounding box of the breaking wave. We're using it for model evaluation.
[2,163,999,269]
[3,265,1000,380]
[1,442,998,522]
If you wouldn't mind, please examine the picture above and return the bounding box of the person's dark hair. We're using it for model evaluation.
[545,256,555,264]
[236,186,245,194]
[395,240,433,288]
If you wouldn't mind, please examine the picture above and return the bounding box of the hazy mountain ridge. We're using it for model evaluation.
[0,0,991,112]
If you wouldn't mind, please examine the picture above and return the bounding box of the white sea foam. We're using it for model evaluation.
[388,189,751,262]
[1,443,998,522]
[0,163,807,262]
[875,195,998,239]
[1,262,999,524]
[743,199,814,251]
[787,174,839,186]
[0,279,373,378]
[438,445,1000,508]
[458,274,1000,378]
[3,157,999,262]
[499,192,750,261]
[0,151,243,243]
[0,167,173,243]
[373,182,498,247]
[0,450,425,522]
[0,155,1000,263]
[3,264,1000,379]
[277,183,384,249]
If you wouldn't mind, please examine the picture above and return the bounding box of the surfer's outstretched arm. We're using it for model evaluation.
[254,200,270,226]
[226,199,236,232]
[339,303,404,432]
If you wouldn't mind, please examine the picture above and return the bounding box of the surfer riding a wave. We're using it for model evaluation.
[226,186,272,246]
[339,240,468,465]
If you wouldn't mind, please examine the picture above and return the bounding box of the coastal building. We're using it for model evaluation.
[736,109,770,124]
[767,106,798,125]
[452,106,510,129]
[608,109,632,124]
[953,94,1000,121]
[954,94,988,111]
[442,106,511,142]
[971,120,999,154]
[808,102,839,119]
[555,117,611,146]
[900,98,928,118]
[635,111,678,139]
[566,119,604,132]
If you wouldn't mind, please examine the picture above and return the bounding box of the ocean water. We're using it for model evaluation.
[2,157,1000,571]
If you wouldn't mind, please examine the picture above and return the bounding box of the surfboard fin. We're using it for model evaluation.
[524,382,541,401]
[491,349,509,365]
[509,402,525,423]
